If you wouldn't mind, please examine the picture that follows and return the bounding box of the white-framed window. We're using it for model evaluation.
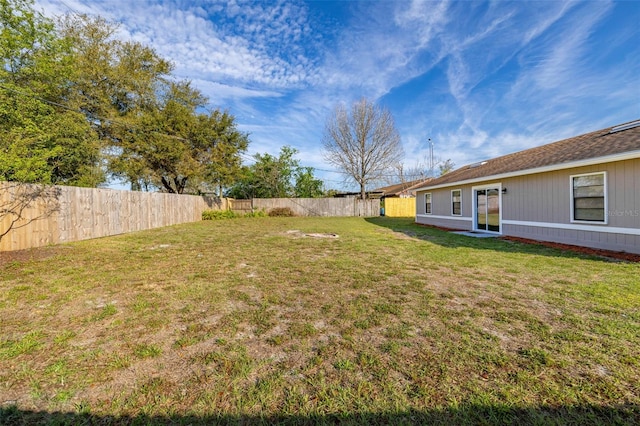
[425,193,432,214]
[451,189,462,216]
[571,172,607,223]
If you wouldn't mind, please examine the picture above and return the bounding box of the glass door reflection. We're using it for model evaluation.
[475,188,500,233]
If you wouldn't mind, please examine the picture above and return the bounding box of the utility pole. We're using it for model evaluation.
[428,138,435,176]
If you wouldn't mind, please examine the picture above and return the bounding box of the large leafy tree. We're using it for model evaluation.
[110,81,249,194]
[59,14,172,142]
[59,14,248,194]
[294,167,324,198]
[227,146,323,199]
[202,110,250,196]
[0,0,103,186]
[323,98,403,199]
[0,0,100,243]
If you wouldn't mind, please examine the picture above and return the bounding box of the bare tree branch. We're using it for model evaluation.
[0,182,61,244]
[322,98,403,199]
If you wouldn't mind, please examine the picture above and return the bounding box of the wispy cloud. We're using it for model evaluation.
[34,0,639,189]
[316,0,450,98]
[514,2,612,92]
[402,0,630,169]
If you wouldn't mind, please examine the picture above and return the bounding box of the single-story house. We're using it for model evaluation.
[414,119,640,255]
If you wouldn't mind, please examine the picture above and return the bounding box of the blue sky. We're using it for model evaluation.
[37,0,639,191]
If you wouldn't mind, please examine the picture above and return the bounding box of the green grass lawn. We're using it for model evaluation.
[1,217,639,425]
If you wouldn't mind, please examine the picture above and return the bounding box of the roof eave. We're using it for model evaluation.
[415,149,640,192]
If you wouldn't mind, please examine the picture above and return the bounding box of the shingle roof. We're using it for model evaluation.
[418,119,640,189]
[374,178,432,196]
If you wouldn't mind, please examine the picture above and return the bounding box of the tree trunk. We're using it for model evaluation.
[160,176,176,193]
[174,176,187,194]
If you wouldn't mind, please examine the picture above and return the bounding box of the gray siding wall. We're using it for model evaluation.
[502,159,639,228]
[416,192,426,215]
[415,158,640,254]
[416,188,472,217]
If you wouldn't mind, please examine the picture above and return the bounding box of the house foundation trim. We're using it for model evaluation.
[416,214,473,222]
[502,220,640,236]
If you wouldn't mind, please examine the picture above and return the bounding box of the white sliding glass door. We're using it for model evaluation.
[474,187,500,233]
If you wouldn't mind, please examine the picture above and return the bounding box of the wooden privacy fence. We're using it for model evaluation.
[0,182,222,252]
[383,197,416,217]
[1,183,381,252]
[232,198,380,217]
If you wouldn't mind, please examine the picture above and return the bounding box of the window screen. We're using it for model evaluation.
[573,173,605,222]
[452,190,461,215]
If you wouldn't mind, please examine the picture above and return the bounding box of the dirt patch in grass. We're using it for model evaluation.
[0,245,71,267]
[285,230,339,239]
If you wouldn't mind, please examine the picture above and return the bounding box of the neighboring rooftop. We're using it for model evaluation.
[374,178,433,197]
[417,119,640,189]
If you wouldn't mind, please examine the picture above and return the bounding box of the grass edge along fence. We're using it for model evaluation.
[0,182,221,252]
[1,183,381,251]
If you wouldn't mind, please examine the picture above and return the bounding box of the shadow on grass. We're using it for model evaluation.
[1,403,639,425]
[365,217,626,263]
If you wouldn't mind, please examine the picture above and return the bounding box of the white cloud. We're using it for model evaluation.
[38,0,320,90]
[34,0,98,17]
[193,80,280,99]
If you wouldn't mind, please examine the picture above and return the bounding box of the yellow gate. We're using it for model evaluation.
[383,198,416,217]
